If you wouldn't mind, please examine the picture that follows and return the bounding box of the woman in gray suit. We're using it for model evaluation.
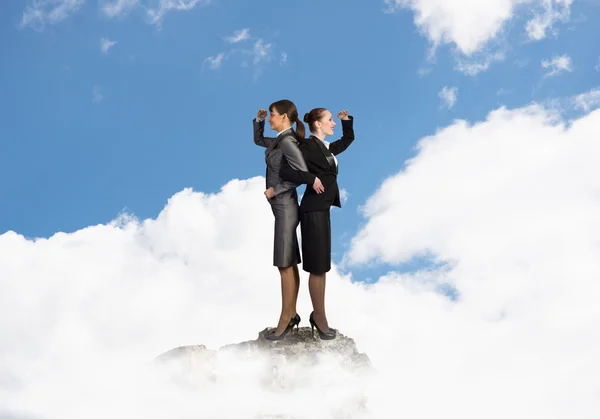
[253,99,324,340]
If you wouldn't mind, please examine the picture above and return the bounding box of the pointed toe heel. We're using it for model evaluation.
[309,311,336,340]
[264,316,296,341]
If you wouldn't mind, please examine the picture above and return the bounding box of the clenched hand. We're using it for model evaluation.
[337,110,350,120]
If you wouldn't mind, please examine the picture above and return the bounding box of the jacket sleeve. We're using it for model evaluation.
[274,137,316,196]
[328,116,355,156]
[253,118,277,148]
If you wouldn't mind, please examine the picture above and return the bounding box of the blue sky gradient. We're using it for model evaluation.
[1,0,599,277]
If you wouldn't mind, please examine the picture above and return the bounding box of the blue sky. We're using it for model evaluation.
[1,0,599,277]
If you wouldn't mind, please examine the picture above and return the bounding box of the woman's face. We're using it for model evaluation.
[317,110,336,137]
[268,108,286,132]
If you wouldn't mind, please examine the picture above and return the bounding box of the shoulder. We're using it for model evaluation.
[280,133,298,143]
[279,134,300,148]
[302,136,318,147]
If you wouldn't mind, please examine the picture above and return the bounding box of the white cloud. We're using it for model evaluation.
[438,86,458,108]
[454,51,505,76]
[339,188,349,205]
[347,103,600,267]
[100,37,118,54]
[572,88,600,112]
[203,37,280,78]
[146,0,210,28]
[2,148,600,418]
[203,53,225,70]
[92,85,103,103]
[224,28,250,43]
[0,179,373,418]
[20,0,86,30]
[252,39,273,65]
[342,104,600,418]
[525,0,573,41]
[100,0,139,18]
[541,54,572,77]
[383,0,573,56]
[345,102,600,344]
[595,57,600,73]
[455,61,490,76]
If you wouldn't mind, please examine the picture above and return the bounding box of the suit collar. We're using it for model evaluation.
[266,128,295,154]
[312,136,338,175]
[312,133,325,142]
[276,127,293,138]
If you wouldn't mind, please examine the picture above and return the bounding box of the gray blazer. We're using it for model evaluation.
[253,119,315,197]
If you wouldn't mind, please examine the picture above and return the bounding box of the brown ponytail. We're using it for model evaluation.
[294,117,305,141]
[268,99,305,141]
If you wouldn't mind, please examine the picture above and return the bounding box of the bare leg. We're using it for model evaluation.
[308,272,329,332]
[273,266,296,336]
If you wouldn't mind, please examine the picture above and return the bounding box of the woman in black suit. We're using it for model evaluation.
[253,99,325,340]
[280,108,354,340]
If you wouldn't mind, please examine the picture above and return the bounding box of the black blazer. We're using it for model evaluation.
[280,116,354,212]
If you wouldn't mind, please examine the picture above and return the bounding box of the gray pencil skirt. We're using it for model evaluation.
[269,189,301,268]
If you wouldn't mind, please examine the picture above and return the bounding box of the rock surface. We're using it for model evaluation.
[156,326,371,373]
[154,327,373,418]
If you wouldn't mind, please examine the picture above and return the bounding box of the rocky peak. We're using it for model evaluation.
[154,327,373,418]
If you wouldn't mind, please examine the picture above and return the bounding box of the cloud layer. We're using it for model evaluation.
[345,105,600,397]
[2,102,600,418]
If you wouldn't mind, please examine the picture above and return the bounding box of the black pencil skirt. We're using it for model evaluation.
[300,210,331,274]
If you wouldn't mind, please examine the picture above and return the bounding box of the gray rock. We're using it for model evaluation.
[156,327,371,374]
[154,327,373,419]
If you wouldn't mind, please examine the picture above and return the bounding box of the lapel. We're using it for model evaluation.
[312,136,338,175]
[266,128,294,155]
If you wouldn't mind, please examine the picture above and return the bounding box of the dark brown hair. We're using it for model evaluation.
[303,108,327,134]
[269,99,305,141]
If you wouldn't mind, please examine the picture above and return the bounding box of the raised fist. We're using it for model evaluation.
[337,110,350,120]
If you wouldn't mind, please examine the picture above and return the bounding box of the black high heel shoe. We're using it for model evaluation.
[309,311,336,340]
[264,317,295,341]
[292,313,301,331]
